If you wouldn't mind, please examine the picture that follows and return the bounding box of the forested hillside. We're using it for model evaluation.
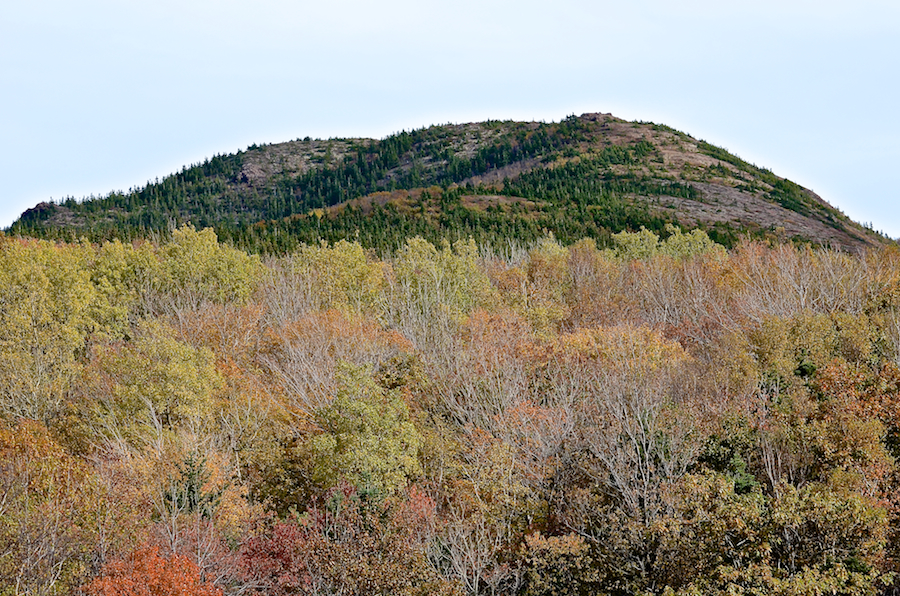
[9,114,884,253]
[4,225,900,595]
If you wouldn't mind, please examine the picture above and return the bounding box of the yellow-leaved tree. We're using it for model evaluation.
[387,236,493,351]
[309,362,423,496]
[289,240,385,317]
[151,225,262,312]
[0,238,101,422]
[91,238,157,330]
[87,320,223,446]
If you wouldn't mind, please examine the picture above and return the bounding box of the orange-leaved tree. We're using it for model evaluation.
[84,545,222,596]
[0,419,100,596]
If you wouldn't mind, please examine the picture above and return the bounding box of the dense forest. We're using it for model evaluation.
[8,114,882,254]
[5,224,900,596]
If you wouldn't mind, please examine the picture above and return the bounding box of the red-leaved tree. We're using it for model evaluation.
[239,482,459,596]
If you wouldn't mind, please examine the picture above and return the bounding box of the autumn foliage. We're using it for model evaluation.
[4,226,900,596]
[84,546,221,596]
[239,483,457,596]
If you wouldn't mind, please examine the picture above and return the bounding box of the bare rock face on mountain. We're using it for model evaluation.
[8,113,888,253]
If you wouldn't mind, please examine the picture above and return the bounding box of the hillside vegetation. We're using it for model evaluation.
[4,226,900,595]
[9,113,885,252]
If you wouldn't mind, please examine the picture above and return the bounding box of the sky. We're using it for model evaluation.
[2,0,899,238]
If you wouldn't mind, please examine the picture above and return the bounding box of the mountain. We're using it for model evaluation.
[8,113,886,252]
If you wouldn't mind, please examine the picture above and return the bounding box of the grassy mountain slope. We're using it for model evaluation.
[9,113,885,252]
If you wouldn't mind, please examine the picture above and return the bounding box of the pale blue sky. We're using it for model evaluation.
[2,0,898,238]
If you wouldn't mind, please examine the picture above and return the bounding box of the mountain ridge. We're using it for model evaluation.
[9,113,887,252]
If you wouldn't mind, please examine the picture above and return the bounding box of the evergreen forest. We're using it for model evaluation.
[8,114,883,254]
